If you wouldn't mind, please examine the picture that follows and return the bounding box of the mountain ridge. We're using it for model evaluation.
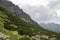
[0,0,41,28]
[0,0,60,40]
[40,23,60,32]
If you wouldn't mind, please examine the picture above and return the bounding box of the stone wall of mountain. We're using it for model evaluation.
[0,0,40,27]
[0,0,60,40]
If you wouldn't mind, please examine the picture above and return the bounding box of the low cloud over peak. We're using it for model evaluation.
[10,0,60,24]
[20,4,59,24]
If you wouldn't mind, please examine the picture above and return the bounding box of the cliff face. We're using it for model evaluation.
[0,0,40,27]
[0,0,60,40]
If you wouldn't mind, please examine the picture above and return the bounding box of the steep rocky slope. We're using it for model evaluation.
[0,0,60,40]
[0,0,40,27]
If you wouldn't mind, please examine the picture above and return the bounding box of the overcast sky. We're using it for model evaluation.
[9,0,60,24]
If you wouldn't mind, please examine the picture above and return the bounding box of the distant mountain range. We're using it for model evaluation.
[0,0,60,40]
[40,23,60,32]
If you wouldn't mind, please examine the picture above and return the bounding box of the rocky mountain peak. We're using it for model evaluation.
[0,0,40,27]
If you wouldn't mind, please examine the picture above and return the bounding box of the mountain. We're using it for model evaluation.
[0,0,41,28]
[0,0,60,40]
[40,23,60,32]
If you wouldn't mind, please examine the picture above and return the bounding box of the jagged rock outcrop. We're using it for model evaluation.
[0,0,60,40]
[0,0,40,27]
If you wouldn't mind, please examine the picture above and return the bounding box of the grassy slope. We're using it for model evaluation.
[0,4,60,40]
[0,12,20,40]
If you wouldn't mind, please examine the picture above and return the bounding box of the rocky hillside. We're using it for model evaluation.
[0,0,60,40]
[0,0,40,27]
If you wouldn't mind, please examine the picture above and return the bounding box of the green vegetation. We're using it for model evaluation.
[0,3,60,40]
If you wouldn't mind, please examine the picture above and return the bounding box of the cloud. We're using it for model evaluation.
[10,0,60,24]
[9,0,48,6]
[21,4,58,23]
[48,0,60,10]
